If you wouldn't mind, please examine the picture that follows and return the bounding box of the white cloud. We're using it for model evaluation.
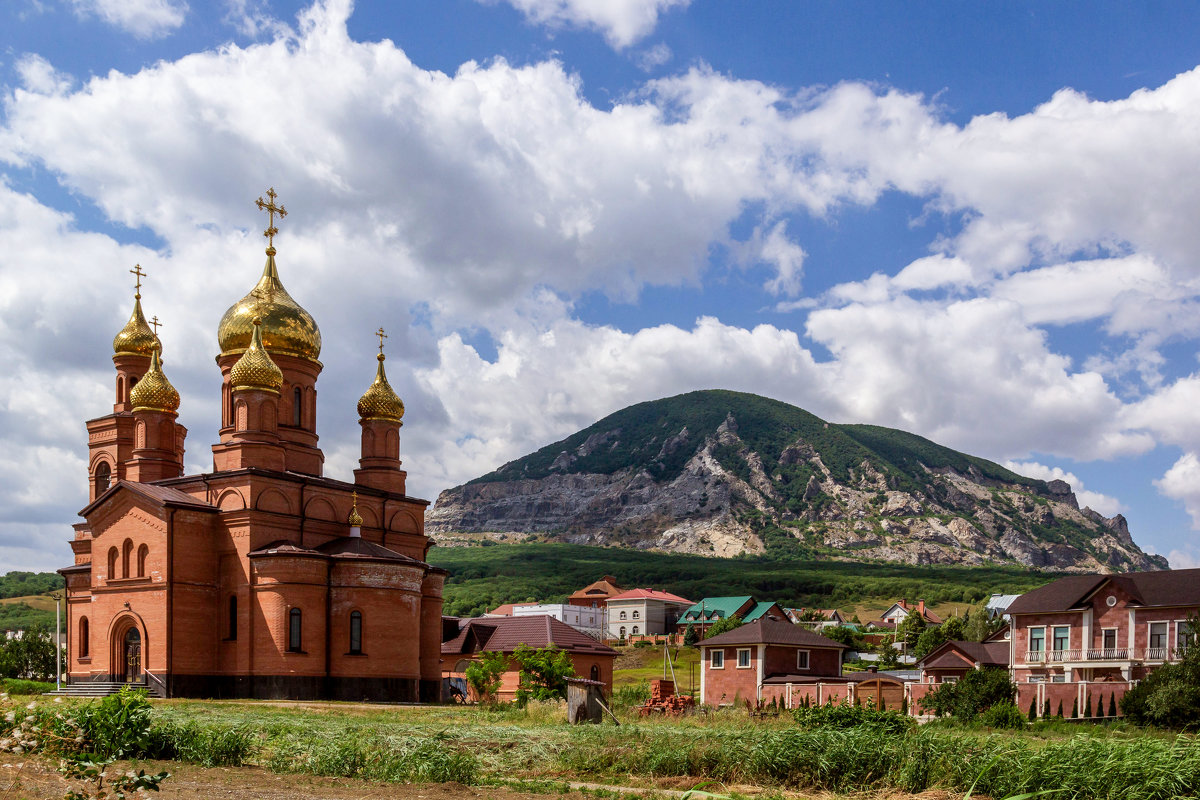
[758,220,807,296]
[68,0,187,38]
[14,54,72,95]
[487,0,690,48]
[1156,452,1200,528]
[1003,460,1125,517]
[635,42,673,71]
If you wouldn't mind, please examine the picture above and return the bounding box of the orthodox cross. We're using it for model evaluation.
[150,316,162,335]
[376,327,388,355]
[255,187,287,247]
[129,264,146,298]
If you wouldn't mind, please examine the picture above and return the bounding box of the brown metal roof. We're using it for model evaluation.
[442,615,617,657]
[918,640,1009,670]
[79,480,218,517]
[1007,568,1200,614]
[699,618,847,649]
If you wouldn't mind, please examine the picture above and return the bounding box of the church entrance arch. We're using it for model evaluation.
[110,617,144,684]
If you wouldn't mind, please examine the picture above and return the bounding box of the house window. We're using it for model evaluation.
[288,608,303,652]
[1052,626,1070,653]
[349,611,363,655]
[619,611,627,620]
[632,626,639,635]
[1029,627,1045,652]
[710,650,724,669]
[1051,674,1066,683]
[228,596,237,640]
[1102,628,1117,652]
[619,626,626,638]
[1178,621,1194,653]
[797,650,809,670]
[79,617,89,658]
[632,611,640,619]
[1149,621,1168,652]
[737,648,752,668]
[941,676,957,684]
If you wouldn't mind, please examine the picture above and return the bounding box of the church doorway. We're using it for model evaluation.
[121,627,141,683]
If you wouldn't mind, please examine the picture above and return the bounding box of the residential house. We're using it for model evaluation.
[441,615,617,702]
[917,639,1008,685]
[484,603,516,617]
[568,576,625,608]
[512,603,608,640]
[1007,568,1200,717]
[677,596,787,637]
[985,593,1021,621]
[698,617,847,707]
[606,589,692,639]
[785,608,847,630]
[872,599,943,630]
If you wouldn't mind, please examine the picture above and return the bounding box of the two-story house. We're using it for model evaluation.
[1007,568,1200,716]
[605,588,691,639]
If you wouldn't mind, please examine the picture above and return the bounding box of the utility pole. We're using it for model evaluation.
[53,592,62,690]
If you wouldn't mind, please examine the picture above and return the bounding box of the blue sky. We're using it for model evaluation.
[3,0,1200,572]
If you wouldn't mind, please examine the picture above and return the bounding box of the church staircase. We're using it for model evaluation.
[43,681,164,699]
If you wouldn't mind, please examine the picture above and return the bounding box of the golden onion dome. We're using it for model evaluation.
[112,295,159,356]
[357,353,405,423]
[129,344,180,413]
[217,249,321,362]
[230,318,284,394]
[348,492,364,527]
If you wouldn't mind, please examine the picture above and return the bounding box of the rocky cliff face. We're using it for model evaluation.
[428,392,1167,573]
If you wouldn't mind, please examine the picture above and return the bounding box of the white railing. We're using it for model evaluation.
[1025,646,1186,664]
[1025,648,1080,663]
[1085,648,1130,660]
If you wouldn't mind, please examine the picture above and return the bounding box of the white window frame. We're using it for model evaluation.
[710,649,725,669]
[941,676,957,684]
[619,611,627,620]
[1149,621,1169,650]
[736,648,752,669]
[632,626,639,636]
[1028,626,1046,652]
[632,610,640,619]
[1101,627,1118,650]
[1051,625,1070,651]
[1177,619,1194,652]
[796,649,810,670]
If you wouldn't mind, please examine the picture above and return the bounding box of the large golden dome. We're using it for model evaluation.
[113,295,159,356]
[230,318,284,394]
[130,344,180,414]
[357,354,405,423]
[217,249,321,362]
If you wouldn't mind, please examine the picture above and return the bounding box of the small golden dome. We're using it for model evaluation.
[348,492,364,527]
[357,353,405,423]
[217,251,322,362]
[129,344,180,413]
[113,295,159,356]
[230,318,284,394]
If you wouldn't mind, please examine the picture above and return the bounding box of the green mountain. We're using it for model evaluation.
[429,390,1166,572]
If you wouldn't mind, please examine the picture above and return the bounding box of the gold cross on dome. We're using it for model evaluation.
[255,187,287,247]
[376,327,388,355]
[129,264,146,298]
[150,316,162,335]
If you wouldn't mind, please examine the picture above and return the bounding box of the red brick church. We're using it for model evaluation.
[59,190,446,701]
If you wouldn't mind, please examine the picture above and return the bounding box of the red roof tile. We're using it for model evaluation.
[607,588,692,603]
[442,615,617,657]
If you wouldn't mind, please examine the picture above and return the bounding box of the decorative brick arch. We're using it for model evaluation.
[217,489,246,511]
[304,497,338,522]
[107,612,147,683]
[388,509,422,533]
[256,488,293,515]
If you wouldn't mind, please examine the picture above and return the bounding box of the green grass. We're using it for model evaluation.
[429,541,1055,617]
[612,644,701,693]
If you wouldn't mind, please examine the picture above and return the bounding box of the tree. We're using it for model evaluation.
[683,623,698,647]
[894,613,926,653]
[878,634,901,669]
[1119,625,1200,730]
[0,624,58,681]
[705,615,743,639]
[512,644,575,705]
[918,667,1017,721]
[463,650,507,704]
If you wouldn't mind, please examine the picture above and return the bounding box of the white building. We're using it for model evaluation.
[606,589,693,640]
[511,603,608,640]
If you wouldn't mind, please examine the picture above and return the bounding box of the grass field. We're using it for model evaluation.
[612,643,702,693]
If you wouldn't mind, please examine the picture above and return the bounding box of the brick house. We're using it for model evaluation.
[871,599,943,630]
[606,588,692,639]
[1007,568,1200,717]
[58,202,445,701]
[441,615,617,701]
[568,576,625,608]
[917,639,1009,684]
[698,617,846,706]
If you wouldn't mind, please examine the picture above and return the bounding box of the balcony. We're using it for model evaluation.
[1084,648,1130,660]
[1025,647,1184,664]
[1025,649,1080,663]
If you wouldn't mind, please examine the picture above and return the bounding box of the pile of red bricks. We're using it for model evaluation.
[638,679,696,716]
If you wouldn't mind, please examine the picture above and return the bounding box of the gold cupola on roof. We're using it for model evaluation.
[230,318,284,394]
[217,188,322,363]
[113,264,159,356]
[129,343,180,414]
[357,328,405,423]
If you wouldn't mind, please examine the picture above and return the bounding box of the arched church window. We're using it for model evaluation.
[136,544,149,577]
[293,387,302,426]
[79,617,89,658]
[107,548,118,580]
[349,611,362,655]
[228,596,237,640]
[288,608,303,652]
[122,539,133,579]
[116,376,124,404]
[235,400,248,431]
[94,463,112,495]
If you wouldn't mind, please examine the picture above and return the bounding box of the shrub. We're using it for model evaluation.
[919,668,1016,721]
[464,650,506,703]
[512,644,574,705]
[792,700,913,735]
[978,701,1026,729]
[147,721,257,766]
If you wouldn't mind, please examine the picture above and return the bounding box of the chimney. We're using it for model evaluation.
[917,600,925,616]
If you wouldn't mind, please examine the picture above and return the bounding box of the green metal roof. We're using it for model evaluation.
[677,596,753,624]
[742,601,781,621]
